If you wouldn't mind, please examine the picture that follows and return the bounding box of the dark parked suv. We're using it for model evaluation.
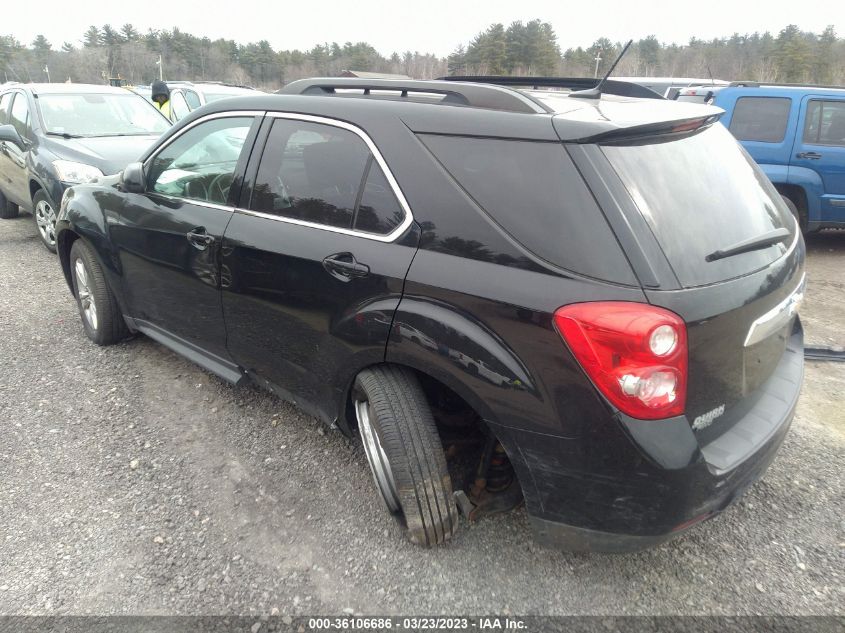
[54,78,805,551]
[0,83,169,251]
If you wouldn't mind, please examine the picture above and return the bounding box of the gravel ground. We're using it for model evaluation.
[0,214,843,616]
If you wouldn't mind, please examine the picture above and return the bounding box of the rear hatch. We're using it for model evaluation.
[595,123,804,442]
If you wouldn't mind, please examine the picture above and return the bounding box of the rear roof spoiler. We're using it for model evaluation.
[440,76,665,100]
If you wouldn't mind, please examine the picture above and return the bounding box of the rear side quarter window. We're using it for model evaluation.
[729,96,791,143]
[417,134,635,284]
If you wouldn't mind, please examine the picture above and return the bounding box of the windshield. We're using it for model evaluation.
[131,87,153,102]
[37,93,169,137]
[601,124,795,287]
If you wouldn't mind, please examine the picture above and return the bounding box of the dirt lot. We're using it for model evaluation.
[0,215,843,616]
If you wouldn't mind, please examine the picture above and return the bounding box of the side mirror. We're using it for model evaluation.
[0,124,26,150]
[120,162,146,194]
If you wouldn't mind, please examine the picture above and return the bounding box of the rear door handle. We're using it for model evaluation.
[796,151,822,160]
[322,252,370,281]
[186,227,214,250]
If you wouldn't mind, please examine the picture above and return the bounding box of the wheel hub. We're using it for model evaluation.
[74,259,98,331]
[35,200,57,246]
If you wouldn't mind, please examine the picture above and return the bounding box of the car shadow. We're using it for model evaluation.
[804,229,845,253]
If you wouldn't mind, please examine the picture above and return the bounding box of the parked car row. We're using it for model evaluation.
[0,81,264,250]
[676,81,845,232]
[712,83,845,232]
[130,80,258,122]
[13,75,804,552]
[0,84,169,250]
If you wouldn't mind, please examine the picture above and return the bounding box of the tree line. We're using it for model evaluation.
[1,22,843,89]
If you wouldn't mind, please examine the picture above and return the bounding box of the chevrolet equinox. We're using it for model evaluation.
[54,78,805,551]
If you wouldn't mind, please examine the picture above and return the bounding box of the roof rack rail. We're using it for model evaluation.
[279,77,552,114]
[439,76,664,100]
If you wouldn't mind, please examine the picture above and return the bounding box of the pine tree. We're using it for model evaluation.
[482,23,507,74]
[775,24,812,82]
[637,36,660,75]
[121,24,139,42]
[447,45,466,75]
[815,26,837,84]
[83,26,101,48]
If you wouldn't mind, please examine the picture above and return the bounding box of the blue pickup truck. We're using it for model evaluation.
[712,84,845,232]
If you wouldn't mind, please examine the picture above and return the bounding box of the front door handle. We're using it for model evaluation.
[186,227,214,250]
[322,252,370,281]
[796,151,822,160]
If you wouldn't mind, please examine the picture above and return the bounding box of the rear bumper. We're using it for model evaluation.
[490,323,803,553]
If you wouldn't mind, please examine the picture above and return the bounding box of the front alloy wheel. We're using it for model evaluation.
[74,258,98,331]
[69,239,128,346]
[33,191,58,252]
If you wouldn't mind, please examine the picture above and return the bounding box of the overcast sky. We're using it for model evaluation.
[3,0,843,57]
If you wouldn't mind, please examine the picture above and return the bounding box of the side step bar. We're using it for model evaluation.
[126,318,249,385]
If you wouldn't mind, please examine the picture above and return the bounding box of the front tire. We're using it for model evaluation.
[70,239,128,345]
[33,190,58,252]
[353,365,458,547]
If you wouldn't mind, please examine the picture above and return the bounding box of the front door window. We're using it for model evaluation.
[148,116,253,206]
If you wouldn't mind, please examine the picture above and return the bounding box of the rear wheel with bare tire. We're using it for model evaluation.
[33,190,58,252]
[70,239,128,345]
[353,365,459,547]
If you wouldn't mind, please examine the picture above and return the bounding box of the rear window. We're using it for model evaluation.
[602,124,795,287]
[418,135,635,284]
[729,96,791,142]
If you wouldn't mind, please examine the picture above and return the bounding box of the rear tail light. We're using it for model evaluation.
[553,302,687,420]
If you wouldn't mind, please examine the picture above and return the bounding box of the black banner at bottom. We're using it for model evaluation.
[0,616,840,633]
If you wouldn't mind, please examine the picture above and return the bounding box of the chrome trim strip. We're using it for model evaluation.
[744,273,806,348]
[259,111,415,243]
[149,192,235,213]
[143,110,414,244]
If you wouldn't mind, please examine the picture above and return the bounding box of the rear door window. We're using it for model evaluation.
[729,97,791,142]
[250,118,406,235]
[602,124,795,287]
[803,99,845,146]
[418,134,635,283]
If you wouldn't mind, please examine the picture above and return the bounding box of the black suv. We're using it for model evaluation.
[0,83,169,251]
[55,78,805,551]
